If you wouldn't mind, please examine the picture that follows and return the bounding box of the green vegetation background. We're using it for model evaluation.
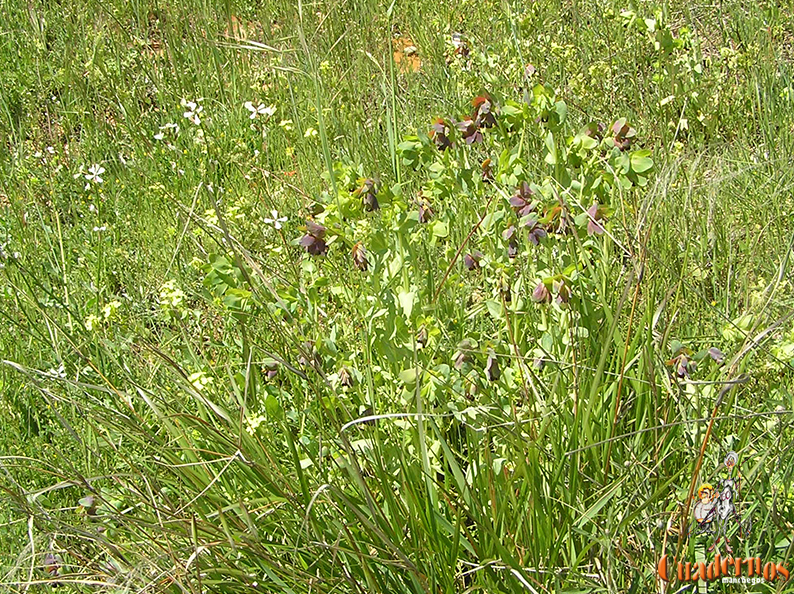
[1,0,793,591]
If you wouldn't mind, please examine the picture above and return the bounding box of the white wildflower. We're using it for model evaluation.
[85,164,105,184]
[263,210,287,230]
[181,98,204,125]
[244,102,276,119]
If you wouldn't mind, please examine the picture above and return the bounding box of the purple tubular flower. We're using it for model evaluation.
[586,204,605,236]
[708,347,725,364]
[300,220,328,255]
[510,182,536,217]
[523,215,547,245]
[430,117,453,151]
[485,351,500,382]
[464,251,483,271]
[456,117,483,144]
[502,225,519,258]
[532,281,551,303]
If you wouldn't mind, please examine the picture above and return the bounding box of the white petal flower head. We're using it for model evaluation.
[181,98,203,125]
[263,210,288,230]
[85,164,105,184]
[245,102,276,119]
[153,132,165,141]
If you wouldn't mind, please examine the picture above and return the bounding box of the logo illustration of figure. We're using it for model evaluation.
[693,483,717,533]
[693,451,752,554]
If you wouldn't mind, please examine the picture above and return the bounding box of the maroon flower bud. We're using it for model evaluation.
[481,158,494,183]
[472,94,497,128]
[553,279,571,304]
[532,281,551,303]
[454,339,475,370]
[464,251,483,271]
[354,178,379,211]
[586,203,605,236]
[418,199,434,223]
[300,220,328,255]
[416,326,428,349]
[352,242,369,272]
[339,367,353,388]
[430,117,453,151]
[485,351,500,381]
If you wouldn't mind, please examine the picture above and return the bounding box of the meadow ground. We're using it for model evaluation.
[1,0,794,592]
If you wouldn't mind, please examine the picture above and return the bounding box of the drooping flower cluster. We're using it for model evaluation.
[612,118,636,151]
[509,182,537,217]
[352,242,368,271]
[430,118,453,151]
[300,221,328,255]
[428,94,498,152]
[456,117,483,145]
[471,94,497,128]
[353,178,379,211]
